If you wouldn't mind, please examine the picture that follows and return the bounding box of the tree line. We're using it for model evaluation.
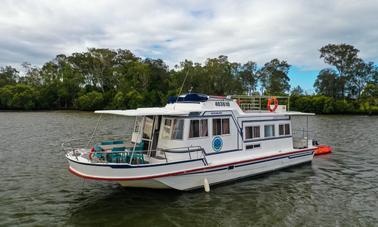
[0,44,377,114]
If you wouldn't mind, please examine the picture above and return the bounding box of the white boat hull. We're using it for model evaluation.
[67,148,314,190]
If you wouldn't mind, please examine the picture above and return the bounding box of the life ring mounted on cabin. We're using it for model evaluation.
[267,96,279,112]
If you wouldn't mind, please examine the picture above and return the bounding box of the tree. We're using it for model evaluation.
[319,44,360,97]
[20,62,42,86]
[39,55,84,109]
[291,85,304,96]
[258,59,291,95]
[361,83,378,98]
[314,68,341,98]
[239,61,258,95]
[0,66,19,87]
[74,91,104,110]
[348,60,377,99]
[69,48,117,93]
[0,84,39,109]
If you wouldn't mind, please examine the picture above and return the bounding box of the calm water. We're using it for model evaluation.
[0,112,377,226]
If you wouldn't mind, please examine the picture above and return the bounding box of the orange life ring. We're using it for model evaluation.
[267,96,278,112]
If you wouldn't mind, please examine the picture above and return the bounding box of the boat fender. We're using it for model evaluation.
[267,96,278,112]
[204,178,210,192]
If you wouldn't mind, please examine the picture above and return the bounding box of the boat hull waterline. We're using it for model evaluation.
[67,148,315,190]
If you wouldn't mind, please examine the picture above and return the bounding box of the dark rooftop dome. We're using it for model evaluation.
[167,93,209,104]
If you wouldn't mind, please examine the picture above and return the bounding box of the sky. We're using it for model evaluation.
[1,0,378,93]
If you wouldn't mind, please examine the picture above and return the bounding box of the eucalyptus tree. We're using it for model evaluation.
[258,59,291,95]
[319,44,360,97]
[348,60,377,99]
[239,61,258,95]
[314,68,341,98]
[0,66,19,87]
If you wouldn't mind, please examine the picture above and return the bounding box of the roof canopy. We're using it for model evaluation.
[95,107,190,116]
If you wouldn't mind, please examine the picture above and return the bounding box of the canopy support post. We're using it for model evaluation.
[306,116,309,147]
[86,114,102,148]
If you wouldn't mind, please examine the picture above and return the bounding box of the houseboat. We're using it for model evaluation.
[64,94,318,191]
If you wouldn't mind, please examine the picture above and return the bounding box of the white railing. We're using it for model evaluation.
[65,145,209,166]
[231,95,290,112]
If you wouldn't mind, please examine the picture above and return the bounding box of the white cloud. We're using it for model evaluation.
[0,0,377,70]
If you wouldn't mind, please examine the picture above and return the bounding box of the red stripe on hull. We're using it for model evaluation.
[68,148,315,181]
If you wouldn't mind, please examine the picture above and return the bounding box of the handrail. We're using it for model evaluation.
[162,146,203,153]
[66,145,208,165]
[231,95,290,112]
[161,146,207,165]
[61,134,132,151]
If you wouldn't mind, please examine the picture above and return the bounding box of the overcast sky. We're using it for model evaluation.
[1,0,377,91]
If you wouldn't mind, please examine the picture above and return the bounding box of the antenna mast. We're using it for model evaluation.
[176,69,190,102]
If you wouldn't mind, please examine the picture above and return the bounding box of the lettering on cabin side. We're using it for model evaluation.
[215,101,230,107]
[210,111,223,115]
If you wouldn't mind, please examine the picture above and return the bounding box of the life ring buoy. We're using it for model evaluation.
[267,96,278,112]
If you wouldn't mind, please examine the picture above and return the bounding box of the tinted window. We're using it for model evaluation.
[213,118,230,136]
[171,119,184,140]
[245,126,260,139]
[162,119,172,139]
[143,116,154,139]
[189,119,208,138]
[200,119,208,137]
[213,119,222,135]
[264,125,275,137]
[222,118,230,134]
[279,123,290,136]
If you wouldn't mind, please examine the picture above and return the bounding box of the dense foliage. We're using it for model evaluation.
[0,44,377,114]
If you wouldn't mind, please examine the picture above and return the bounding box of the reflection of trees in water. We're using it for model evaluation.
[66,163,315,226]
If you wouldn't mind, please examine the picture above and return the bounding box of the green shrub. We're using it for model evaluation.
[0,84,39,110]
[74,91,104,111]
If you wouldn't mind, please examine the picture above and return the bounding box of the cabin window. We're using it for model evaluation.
[213,118,230,136]
[162,119,172,139]
[189,119,208,138]
[279,123,290,136]
[171,119,184,140]
[245,126,260,139]
[134,117,143,133]
[264,125,275,137]
[143,116,154,139]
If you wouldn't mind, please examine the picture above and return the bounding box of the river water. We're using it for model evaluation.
[0,112,377,226]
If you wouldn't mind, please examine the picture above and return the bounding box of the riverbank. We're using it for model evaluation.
[1,95,377,115]
[290,95,378,115]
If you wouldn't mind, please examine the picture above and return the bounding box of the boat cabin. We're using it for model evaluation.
[94,94,313,164]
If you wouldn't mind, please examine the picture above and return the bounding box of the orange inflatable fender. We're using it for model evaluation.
[315,145,332,155]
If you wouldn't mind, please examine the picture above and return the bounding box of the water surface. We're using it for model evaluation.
[0,112,377,226]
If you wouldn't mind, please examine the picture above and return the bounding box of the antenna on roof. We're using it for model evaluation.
[176,69,190,102]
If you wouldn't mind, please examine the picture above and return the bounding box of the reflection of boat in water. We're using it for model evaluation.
[64,94,326,191]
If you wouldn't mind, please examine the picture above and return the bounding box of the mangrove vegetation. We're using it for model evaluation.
[0,43,377,114]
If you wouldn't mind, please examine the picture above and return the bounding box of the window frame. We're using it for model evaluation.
[161,118,185,140]
[278,123,291,136]
[189,119,209,139]
[245,125,261,140]
[212,118,231,136]
[171,119,184,140]
[264,124,275,138]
